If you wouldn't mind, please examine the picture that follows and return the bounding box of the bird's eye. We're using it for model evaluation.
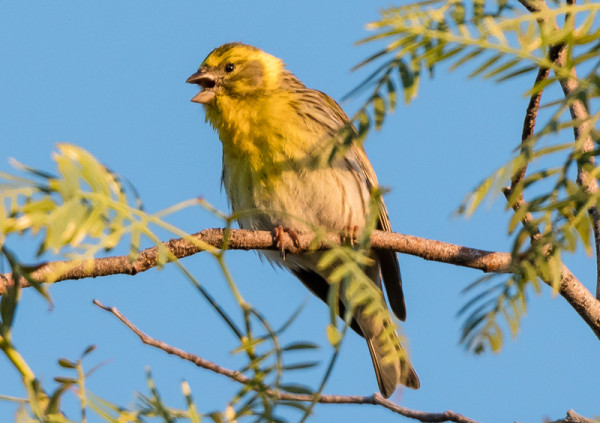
[224,63,235,73]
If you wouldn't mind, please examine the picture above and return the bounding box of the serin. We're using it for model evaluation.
[187,42,419,398]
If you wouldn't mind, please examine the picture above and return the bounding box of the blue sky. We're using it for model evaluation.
[1,1,598,422]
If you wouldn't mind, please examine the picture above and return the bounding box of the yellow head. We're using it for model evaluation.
[186,43,286,105]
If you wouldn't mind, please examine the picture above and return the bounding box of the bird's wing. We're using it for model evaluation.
[375,201,407,321]
[350,145,407,321]
[296,87,407,321]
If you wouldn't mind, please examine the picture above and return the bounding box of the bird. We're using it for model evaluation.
[186,42,419,397]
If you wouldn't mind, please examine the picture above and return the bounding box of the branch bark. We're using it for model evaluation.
[502,66,549,242]
[553,4,600,302]
[2,228,600,341]
[0,229,513,293]
[92,300,480,423]
[548,409,597,423]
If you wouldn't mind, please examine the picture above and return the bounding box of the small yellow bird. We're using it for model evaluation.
[187,42,419,397]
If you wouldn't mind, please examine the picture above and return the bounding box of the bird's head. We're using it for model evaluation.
[186,43,284,105]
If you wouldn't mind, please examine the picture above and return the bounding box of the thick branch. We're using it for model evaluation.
[2,228,600,341]
[0,229,513,293]
[554,23,600,302]
[92,300,479,423]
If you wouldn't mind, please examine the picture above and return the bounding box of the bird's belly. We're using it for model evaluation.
[224,159,371,234]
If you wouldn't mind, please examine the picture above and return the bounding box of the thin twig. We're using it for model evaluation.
[92,300,479,423]
[503,65,549,241]
[92,300,248,384]
[502,30,551,265]
[510,65,551,191]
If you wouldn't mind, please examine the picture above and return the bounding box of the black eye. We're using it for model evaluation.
[224,63,235,73]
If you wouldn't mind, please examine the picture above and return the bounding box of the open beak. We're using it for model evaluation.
[186,68,217,104]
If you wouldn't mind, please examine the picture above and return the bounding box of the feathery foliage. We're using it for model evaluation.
[351,0,600,353]
[0,145,335,420]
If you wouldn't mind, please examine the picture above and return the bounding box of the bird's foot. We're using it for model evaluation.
[272,225,300,260]
[341,225,359,247]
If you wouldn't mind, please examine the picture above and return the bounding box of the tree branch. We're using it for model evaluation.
[2,228,600,341]
[503,65,550,241]
[92,299,479,423]
[510,64,550,195]
[518,0,600,299]
[554,5,600,302]
[0,229,513,294]
[548,409,597,423]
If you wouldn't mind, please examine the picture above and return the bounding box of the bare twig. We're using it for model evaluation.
[3,228,600,340]
[502,57,550,273]
[92,300,479,423]
[510,65,551,192]
[92,300,248,383]
[505,64,550,241]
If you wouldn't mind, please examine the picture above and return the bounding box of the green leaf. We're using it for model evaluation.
[449,48,484,72]
[372,94,386,130]
[386,78,397,111]
[464,176,493,216]
[283,361,319,371]
[495,64,538,82]
[473,0,484,23]
[396,59,415,103]
[53,377,77,385]
[57,358,77,369]
[486,322,503,353]
[181,381,201,423]
[508,204,529,234]
[356,111,370,143]
[468,53,503,78]
[563,227,577,252]
[484,57,520,79]
[82,344,96,357]
[282,342,319,351]
[451,1,465,24]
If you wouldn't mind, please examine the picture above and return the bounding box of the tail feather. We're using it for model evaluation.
[362,315,420,397]
[279,253,420,397]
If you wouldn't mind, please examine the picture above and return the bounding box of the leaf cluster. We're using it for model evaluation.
[347,0,599,142]
[0,145,350,422]
[349,0,600,353]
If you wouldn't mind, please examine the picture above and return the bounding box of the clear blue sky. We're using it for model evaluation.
[1,1,598,422]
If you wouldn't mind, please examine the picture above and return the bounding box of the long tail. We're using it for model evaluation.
[360,313,420,397]
[279,254,420,396]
